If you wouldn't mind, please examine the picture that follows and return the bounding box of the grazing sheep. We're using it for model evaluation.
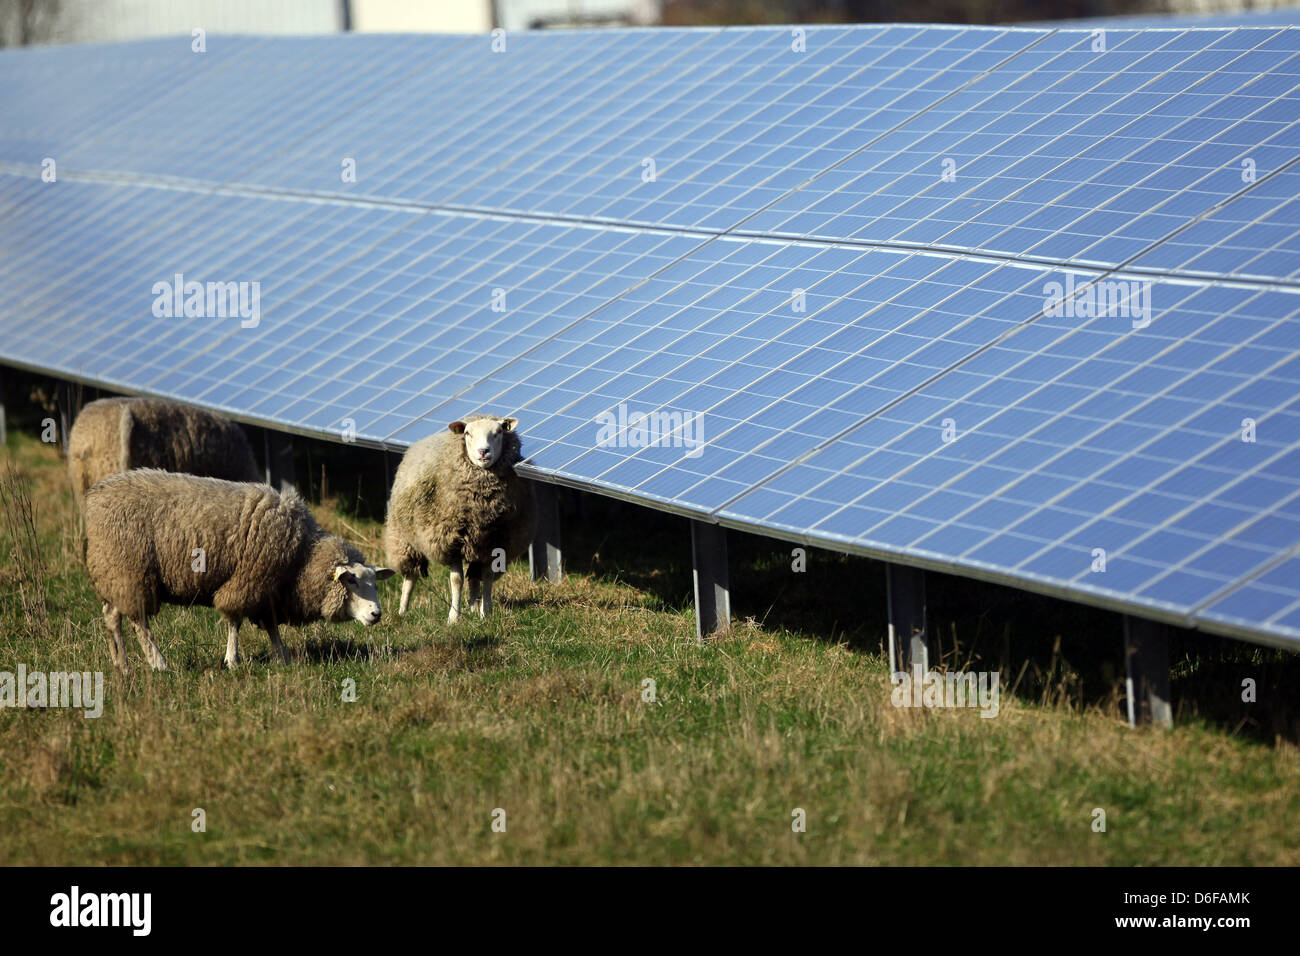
[84,469,393,672]
[68,396,260,509]
[385,415,535,622]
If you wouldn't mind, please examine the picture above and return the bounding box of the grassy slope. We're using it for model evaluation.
[0,431,1296,866]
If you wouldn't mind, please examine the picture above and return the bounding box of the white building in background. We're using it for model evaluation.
[14,0,1292,46]
[11,0,660,45]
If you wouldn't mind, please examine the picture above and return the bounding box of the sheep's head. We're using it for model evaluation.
[331,563,395,625]
[450,416,519,469]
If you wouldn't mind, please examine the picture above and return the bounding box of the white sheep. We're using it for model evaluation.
[384,415,535,622]
[84,469,392,672]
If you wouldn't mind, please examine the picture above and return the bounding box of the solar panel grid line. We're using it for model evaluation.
[669,261,1087,516]
[787,389,1295,621]
[26,160,1300,300]
[170,42,426,187]
[175,212,515,430]
[701,495,1224,625]
[731,29,1208,242]
[361,29,1263,468]
[173,208,496,420]
[1041,12,1300,30]
[697,501,1300,651]
[370,227,711,430]
[1133,174,1300,282]
[204,214,714,440]
[0,145,377,354]
[2,161,737,244]
[136,205,429,409]
[1124,153,1300,282]
[414,29,804,217]
[415,245,1064,508]
[0,38,258,168]
[68,201,410,400]
[35,190,329,371]
[0,39,541,401]
[1028,34,1300,266]
[444,27,1027,229]
[724,29,1129,244]
[151,40,460,187]
[410,30,778,217]
[70,37,433,187]
[15,27,1294,286]
[1190,525,1300,625]
[11,36,462,199]
[730,29,1284,264]
[403,234,841,453]
[354,227,731,443]
[5,28,1289,400]
[757,280,1296,588]
[790,28,1300,267]
[52,40,276,178]
[688,27,1064,240]
[990,30,1300,271]
[315,32,654,201]
[631,256,1050,498]
[0,182,240,351]
[372,232,767,439]
[741,27,1300,271]
[435,31,746,211]
[254,30,705,206]
[231,218,696,436]
[220,26,1055,234]
[685,85,1300,531]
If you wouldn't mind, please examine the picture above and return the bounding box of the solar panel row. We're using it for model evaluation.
[1,24,1298,649]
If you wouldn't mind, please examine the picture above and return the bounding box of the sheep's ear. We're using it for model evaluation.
[502,417,519,432]
[448,421,467,435]
[373,567,396,581]
[333,566,356,585]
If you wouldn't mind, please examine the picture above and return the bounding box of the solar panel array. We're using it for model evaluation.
[1,24,1299,649]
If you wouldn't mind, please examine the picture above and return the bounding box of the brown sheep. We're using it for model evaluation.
[84,469,392,672]
[68,396,260,509]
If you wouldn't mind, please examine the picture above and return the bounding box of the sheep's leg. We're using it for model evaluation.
[102,603,130,674]
[448,561,463,624]
[131,617,168,672]
[266,621,289,665]
[479,573,493,619]
[398,577,416,615]
[222,617,241,669]
[467,566,483,616]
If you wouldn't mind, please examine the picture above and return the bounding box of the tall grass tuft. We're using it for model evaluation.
[0,461,52,640]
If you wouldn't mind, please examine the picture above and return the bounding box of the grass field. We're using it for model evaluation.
[1,419,1298,866]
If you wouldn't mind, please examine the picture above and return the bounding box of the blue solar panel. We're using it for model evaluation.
[720,275,1300,640]
[1129,163,1300,280]
[2,24,1300,649]
[741,27,1300,275]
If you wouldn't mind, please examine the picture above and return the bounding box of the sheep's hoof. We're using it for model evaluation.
[447,611,460,624]
[223,657,238,670]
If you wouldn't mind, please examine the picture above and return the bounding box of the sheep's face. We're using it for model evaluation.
[450,417,518,469]
[333,564,395,625]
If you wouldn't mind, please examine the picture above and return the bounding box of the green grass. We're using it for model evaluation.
[0,427,1297,866]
